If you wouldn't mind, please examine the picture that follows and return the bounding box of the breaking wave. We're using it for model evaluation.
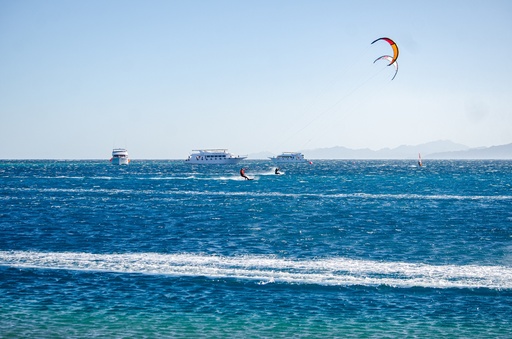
[1,251,511,290]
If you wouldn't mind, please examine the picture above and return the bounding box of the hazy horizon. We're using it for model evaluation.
[0,139,509,160]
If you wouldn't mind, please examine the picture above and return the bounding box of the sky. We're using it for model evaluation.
[1,0,511,159]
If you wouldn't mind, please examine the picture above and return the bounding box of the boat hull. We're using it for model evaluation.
[111,157,130,165]
[185,157,246,165]
[185,149,247,164]
[111,148,130,165]
[269,152,307,164]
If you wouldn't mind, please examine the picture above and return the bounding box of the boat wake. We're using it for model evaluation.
[1,251,511,290]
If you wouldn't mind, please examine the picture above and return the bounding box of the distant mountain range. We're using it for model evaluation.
[250,140,512,160]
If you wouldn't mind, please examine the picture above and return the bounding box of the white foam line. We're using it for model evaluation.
[1,251,511,290]
[5,187,512,201]
[146,176,196,180]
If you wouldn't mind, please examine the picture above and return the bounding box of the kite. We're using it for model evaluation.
[373,55,398,80]
[371,37,399,65]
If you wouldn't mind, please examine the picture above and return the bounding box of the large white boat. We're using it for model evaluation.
[110,148,130,165]
[269,152,308,164]
[185,149,247,164]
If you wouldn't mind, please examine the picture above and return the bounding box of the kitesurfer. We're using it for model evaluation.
[240,168,251,180]
[275,168,281,175]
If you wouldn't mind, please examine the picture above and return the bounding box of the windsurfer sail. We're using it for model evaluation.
[418,153,423,167]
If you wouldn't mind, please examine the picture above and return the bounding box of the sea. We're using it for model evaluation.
[1,159,511,338]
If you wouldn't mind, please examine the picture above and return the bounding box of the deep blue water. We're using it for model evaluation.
[1,160,511,337]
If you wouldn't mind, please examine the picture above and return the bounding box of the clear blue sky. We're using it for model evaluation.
[1,0,511,159]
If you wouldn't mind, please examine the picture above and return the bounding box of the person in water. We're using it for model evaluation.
[240,168,251,180]
[275,168,281,175]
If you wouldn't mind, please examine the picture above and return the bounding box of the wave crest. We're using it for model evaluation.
[1,251,511,290]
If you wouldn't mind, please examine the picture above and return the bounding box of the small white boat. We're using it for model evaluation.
[185,149,247,164]
[110,148,130,165]
[269,152,308,164]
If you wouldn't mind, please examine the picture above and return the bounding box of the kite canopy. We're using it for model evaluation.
[371,37,399,65]
[373,55,398,80]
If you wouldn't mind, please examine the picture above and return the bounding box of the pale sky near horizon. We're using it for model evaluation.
[1,1,511,159]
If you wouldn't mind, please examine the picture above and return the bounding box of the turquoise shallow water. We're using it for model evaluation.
[1,160,511,337]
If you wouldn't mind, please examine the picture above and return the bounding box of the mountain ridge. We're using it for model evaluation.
[249,141,512,159]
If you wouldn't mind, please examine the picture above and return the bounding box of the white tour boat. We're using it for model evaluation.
[110,148,130,165]
[185,149,247,164]
[269,152,308,164]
